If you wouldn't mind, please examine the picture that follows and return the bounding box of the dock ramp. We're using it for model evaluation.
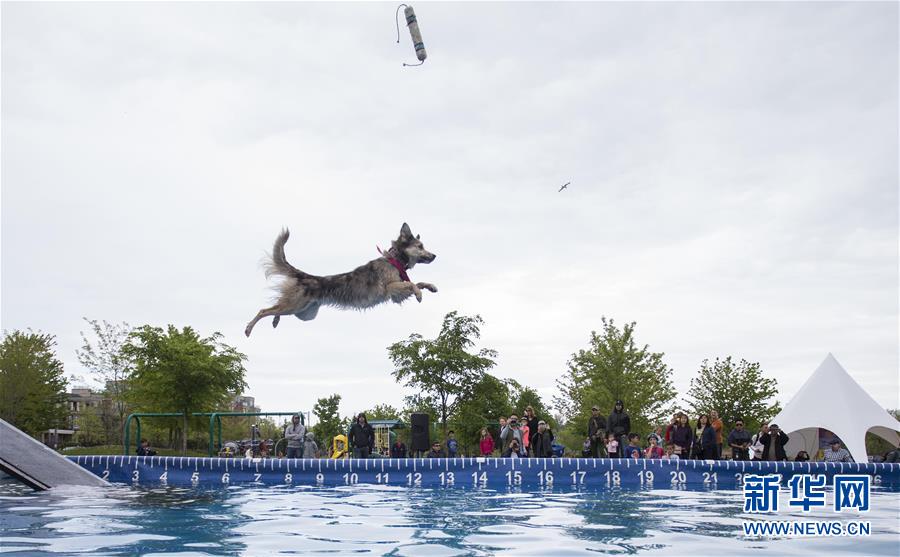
[0,418,108,490]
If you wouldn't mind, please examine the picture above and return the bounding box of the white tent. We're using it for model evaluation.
[769,353,899,462]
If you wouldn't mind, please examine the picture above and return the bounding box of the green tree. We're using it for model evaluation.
[685,356,781,434]
[508,380,556,428]
[555,317,676,438]
[361,404,401,422]
[388,311,497,436]
[313,394,344,449]
[73,404,106,446]
[0,330,69,437]
[451,373,513,453]
[123,325,247,454]
[76,318,134,443]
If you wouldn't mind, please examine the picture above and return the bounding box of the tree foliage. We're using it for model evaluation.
[451,373,513,452]
[122,325,247,453]
[76,318,133,443]
[508,380,556,428]
[685,356,781,434]
[361,404,401,422]
[0,330,69,437]
[388,311,497,435]
[555,317,676,438]
[312,393,344,449]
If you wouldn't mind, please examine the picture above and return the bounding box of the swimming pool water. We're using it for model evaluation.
[1,478,898,556]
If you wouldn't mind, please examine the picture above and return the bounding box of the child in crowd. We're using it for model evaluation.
[644,435,664,459]
[479,428,494,456]
[606,432,619,458]
[582,437,592,457]
[664,443,680,460]
[623,433,642,459]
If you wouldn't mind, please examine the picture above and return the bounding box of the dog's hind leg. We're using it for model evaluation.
[245,302,294,337]
[294,301,321,321]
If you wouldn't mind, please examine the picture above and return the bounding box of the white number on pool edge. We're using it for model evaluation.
[406,472,422,486]
[159,472,168,483]
[638,470,654,484]
[670,471,686,484]
[471,472,487,486]
[343,473,358,485]
[538,471,554,486]
[702,472,718,484]
[221,472,230,484]
[506,471,522,485]
[254,473,262,482]
[315,473,324,484]
[284,473,292,484]
[605,471,620,485]
[101,470,110,480]
[191,471,199,483]
[569,471,585,485]
[439,472,455,486]
[132,470,139,482]
[375,473,389,484]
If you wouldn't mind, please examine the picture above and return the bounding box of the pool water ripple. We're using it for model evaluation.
[0,478,897,556]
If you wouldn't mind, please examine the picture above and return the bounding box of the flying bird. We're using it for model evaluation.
[558,182,570,192]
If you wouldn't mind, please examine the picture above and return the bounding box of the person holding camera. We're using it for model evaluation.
[500,415,524,455]
[136,439,157,457]
[727,420,752,460]
[587,406,605,458]
[759,423,790,461]
[502,437,524,458]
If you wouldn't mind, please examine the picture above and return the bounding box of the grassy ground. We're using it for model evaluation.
[61,445,209,457]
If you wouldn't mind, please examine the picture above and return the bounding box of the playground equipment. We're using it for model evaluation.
[123,411,306,456]
[369,419,406,456]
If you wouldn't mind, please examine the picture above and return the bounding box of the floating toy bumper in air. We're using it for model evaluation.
[396,4,426,67]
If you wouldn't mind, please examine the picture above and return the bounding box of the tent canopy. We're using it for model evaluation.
[769,354,899,462]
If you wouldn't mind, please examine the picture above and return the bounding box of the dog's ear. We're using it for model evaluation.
[400,223,413,239]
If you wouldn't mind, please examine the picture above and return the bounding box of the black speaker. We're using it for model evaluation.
[410,413,430,452]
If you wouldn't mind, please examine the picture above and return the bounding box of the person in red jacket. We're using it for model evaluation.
[479,427,495,456]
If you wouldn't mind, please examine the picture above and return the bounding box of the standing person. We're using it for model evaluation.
[302,432,319,459]
[710,411,724,459]
[727,420,752,461]
[822,438,853,463]
[670,413,693,459]
[759,424,790,461]
[622,433,642,459]
[694,415,717,460]
[500,415,524,454]
[391,437,407,458]
[427,442,445,458]
[446,431,459,458]
[664,414,678,445]
[648,426,664,448]
[605,432,619,458]
[750,424,768,460]
[644,435,664,459]
[794,451,810,462]
[532,421,555,458]
[349,413,374,459]
[607,400,631,450]
[479,428,495,456]
[524,407,540,452]
[520,419,531,457]
[284,415,306,459]
[664,443,680,460]
[587,406,606,458]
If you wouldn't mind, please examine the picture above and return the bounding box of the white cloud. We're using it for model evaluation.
[2,2,896,424]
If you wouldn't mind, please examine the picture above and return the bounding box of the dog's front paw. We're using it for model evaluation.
[413,285,423,303]
[417,282,438,293]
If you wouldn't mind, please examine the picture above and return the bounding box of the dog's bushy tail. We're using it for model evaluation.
[265,228,309,280]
